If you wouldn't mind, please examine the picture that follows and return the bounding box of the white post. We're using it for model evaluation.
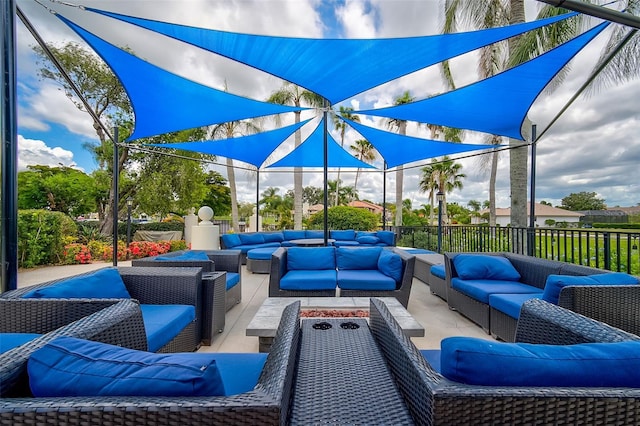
[191,206,220,250]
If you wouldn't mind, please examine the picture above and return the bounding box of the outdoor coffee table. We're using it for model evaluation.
[288,238,335,247]
[289,317,414,425]
[246,297,424,352]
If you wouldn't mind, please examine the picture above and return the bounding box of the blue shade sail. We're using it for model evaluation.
[56,15,305,141]
[86,7,576,104]
[343,119,498,169]
[145,119,312,168]
[267,120,376,169]
[356,22,608,141]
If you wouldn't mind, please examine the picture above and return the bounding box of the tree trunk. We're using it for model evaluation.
[293,111,303,230]
[509,0,528,252]
[99,145,129,235]
[227,158,240,231]
[489,144,499,227]
[395,121,406,227]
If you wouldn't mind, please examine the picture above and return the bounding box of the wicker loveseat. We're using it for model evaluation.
[444,252,639,340]
[0,301,301,425]
[370,297,640,425]
[1,267,203,353]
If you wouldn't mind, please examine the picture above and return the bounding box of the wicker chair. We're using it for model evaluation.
[0,299,147,398]
[269,247,336,297]
[1,267,202,353]
[370,297,640,425]
[0,301,301,426]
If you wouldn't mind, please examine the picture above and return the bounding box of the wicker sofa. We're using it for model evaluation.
[0,301,301,425]
[269,246,415,307]
[369,297,640,425]
[1,267,203,353]
[443,252,637,339]
[1,299,147,398]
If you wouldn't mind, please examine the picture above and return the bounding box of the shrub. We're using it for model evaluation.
[128,241,172,259]
[307,206,378,231]
[169,240,187,251]
[18,210,78,268]
[62,243,92,265]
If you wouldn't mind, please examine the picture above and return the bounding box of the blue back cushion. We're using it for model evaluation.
[283,230,306,240]
[305,230,324,239]
[209,352,268,396]
[22,268,131,299]
[542,273,640,304]
[430,264,446,279]
[441,336,640,388]
[378,250,403,282]
[376,231,396,246]
[356,235,380,245]
[287,247,335,270]
[155,250,209,261]
[330,230,356,241]
[263,232,284,243]
[221,233,242,248]
[336,247,382,270]
[238,233,265,245]
[28,337,225,397]
[453,254,521,281]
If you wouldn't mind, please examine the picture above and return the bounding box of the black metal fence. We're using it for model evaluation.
[395,225,640,275]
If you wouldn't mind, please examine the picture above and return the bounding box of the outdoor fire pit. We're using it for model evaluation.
[300,309,369,318]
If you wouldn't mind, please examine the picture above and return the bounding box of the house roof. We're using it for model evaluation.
[348,200,383,212]
[481,203,584,217]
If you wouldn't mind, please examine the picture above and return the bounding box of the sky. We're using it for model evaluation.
[14,0,640,211]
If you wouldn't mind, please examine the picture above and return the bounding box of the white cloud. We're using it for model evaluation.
[17,135,79,171]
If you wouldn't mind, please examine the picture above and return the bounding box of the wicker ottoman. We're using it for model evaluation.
[247,247,278,273]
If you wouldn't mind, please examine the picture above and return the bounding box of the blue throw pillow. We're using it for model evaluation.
[356,235,380,245]
[453,254,521,281]
[441,336,640,388]
[376,231,396,246]
[378,250,403,282]
[336,247,382,270]
[287,247,336,270]
[330,230,356,241]
[305,230,324,239]
[155,251,210,261]
[22,268,131,299]
[263,232,284,243]
[283,230,307,240]
[238,233,265,245]
[221,233,242,248]
[28,337,225,397]
[542,273,640,304]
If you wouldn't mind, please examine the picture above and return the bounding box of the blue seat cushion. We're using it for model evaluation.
[405,249,435,254]
[234,242,281,254]
[378,250,403,283]
[211,352,268,396]
[489,292,543,319]
[280,270,337,291]
[247,247,278,260]
[221,233,242,248]
[453,254,521,281]
[226,272,240,290]
[238,233,265,245]
[22,268,131,299]
[283,230,306,240]
[441,336,640,387]
[333,240,360,247]
[451,278,541,304]
[28,336,225,397]
[430,264,446,279]
[262,232,284,243]
[337,270,396,291]
[1,333,41,353]
[305,230,324,239]
[140,304,196,352]
[336,246,382,270]
[155,250,209,261]
[376,231,396,246]
[420,349,442,373]
[287,247,336,270]
[542,273,640,304]
[330,230,356,241]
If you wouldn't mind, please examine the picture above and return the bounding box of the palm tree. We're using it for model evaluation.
[418,156,465,222]
[210,120,260,231]
[418,163,438,225]
[332,107,360,206]
[267,82,324,229]
[386,91,414,227]
[349,139,377,191]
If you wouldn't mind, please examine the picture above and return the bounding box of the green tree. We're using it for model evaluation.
[350,139,377,191]
[201,170,231,216]
[307,206,378,230]
[34,42,131,235]
[386,91,414,227]
[18,165,97,217]
[418,156,465,222]
[267,83,324,229]
[332,106,360,205]
[561,192,606,211]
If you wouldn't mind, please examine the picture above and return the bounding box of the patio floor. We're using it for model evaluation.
[17,261,494,352]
